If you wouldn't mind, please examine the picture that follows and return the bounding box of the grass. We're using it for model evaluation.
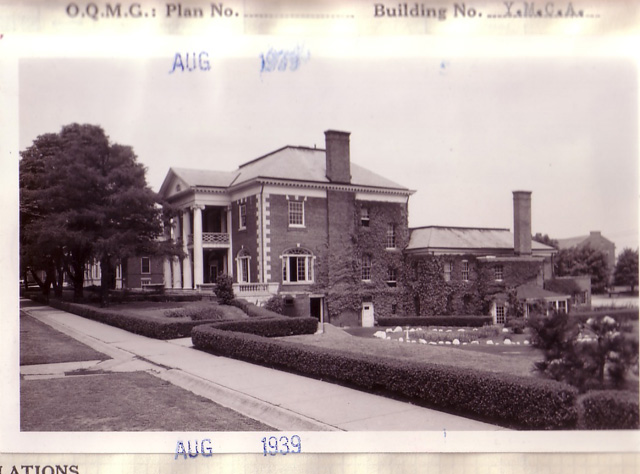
[21,371,274,431]
[20,312,110,365]
[285,324,542,377]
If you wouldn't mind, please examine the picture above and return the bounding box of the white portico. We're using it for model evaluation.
[159,168,235,290]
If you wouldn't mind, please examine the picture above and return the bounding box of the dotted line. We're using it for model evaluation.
[245,13,355,19]
[486,12,600,19]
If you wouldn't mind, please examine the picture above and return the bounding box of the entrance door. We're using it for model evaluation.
[209,264,218,283]
[361,302,374,327]
[310,297,323,323]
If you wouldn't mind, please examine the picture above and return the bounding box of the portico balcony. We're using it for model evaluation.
[187,232,230,248]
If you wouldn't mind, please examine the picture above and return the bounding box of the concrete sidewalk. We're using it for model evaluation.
[20,300,507,432]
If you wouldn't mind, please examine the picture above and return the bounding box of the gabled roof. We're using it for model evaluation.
[159,146,411,199]
[406,226,556,254]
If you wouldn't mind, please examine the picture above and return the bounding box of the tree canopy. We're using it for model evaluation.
[614,248,639,292]
[20,123,178,299]
[554,245,610,294]
[532,233,558,249]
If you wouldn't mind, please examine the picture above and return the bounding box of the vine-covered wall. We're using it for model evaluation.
[319,197,409,325]
[399,254,545,318]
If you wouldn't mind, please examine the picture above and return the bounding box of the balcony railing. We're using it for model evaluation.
[187,232,230,247]
[233,282,280,296]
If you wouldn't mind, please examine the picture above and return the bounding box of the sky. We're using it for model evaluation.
[19,53,639,253]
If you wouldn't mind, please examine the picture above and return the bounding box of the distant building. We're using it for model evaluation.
[556,231,616,284]
[404,192,572,323]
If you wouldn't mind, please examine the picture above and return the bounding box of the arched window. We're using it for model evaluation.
[282,248,314,283]
[236,249,251,283]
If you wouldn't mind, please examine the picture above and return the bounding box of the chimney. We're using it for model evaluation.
[325,130,351,183]
[513,191,532,256]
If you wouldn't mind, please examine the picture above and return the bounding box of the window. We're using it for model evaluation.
[141,257,150,274]
[238,203,247,230]
[386,267,397,287]
[386,223,397,249]
[361,255,372,281]
[461,260,469,281]
[494,264,504,281]
[496,305,506,324]
[288,201,304,227]
[360,207,370,227]
[557,300,567,313]
[236,249,250,283]
[282,248,314,283]
[444,262,452,282]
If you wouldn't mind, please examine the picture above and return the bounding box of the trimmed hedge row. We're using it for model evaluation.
[578,390,639,429]
[230,299,288,318]
[43,299,220,339]
[377,316,494,327]
[165,304,238,321]
[192,326,578,429]
[208,317,318,337]
[571,309,638,323]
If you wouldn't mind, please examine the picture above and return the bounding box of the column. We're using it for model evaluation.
[163,218,172,289]
[193,204,204,287]
[172,216,182,288]
[182,209,193,289]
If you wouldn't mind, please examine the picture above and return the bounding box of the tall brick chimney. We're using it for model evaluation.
[325,130,351,184]
[513,190,532,256]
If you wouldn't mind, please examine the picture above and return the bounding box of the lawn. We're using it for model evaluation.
[21,371,274,431]
[84,299,249,321]
[284,324,542,377]
[20,312,110,365]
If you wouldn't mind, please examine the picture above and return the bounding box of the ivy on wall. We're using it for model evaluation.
[316,198,408,322]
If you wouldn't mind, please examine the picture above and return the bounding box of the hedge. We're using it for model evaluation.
[192,326,578,429]
[377,316,494,327]
[42,299,220,339]
[165,304,239,321]
[578,390,639,429]
[571,309,639,323]
[230,299,289,318]
[208,317,318,337]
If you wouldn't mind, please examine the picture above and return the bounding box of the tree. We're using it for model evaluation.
[20,123,179,301]
[614,248,638,292]
[555,245,609,294]
[532,233,558,249]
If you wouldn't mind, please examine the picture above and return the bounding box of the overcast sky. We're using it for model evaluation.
[19,55,638,252]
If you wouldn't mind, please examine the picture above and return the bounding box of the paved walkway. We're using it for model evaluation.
[20,300,507,431]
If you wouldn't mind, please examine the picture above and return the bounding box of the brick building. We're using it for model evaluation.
[158,130,414,325]
[404,191,573,323]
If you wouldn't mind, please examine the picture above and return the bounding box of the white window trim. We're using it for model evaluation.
[236,250,251,283]
[494,264,504,282]
[141,257,151,275]
[288,200,305,228]
[361,255,372,282]
[444,262,452,282]
[461,260,469,282]
[496,304,506,324]
[386,223,397,249]
[238,203,247,230]
[281,249,314,284]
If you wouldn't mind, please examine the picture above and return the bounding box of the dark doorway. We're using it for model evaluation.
[309,297,323,321]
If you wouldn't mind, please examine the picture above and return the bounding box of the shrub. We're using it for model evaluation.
[264,295,284,315]
[214,274,234,304]
[43,299,219,339]
[505,318,527,334]
[578,390,639,429]
[529,312,639,392]
[231,299,287,319]
[377,316,493,327]
[208,317,318,337]
[192,326,578,429]
[164,305,228,321]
